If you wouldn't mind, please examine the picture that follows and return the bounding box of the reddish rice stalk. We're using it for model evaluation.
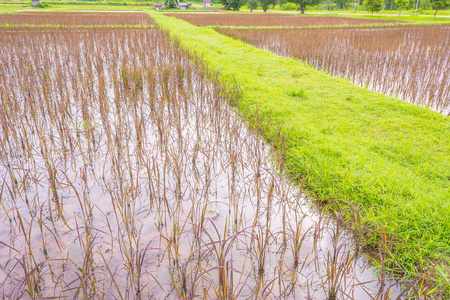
[166,13,401,27]
[0,12,154,26]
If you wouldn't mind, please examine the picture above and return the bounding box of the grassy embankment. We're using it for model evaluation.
[343,13,450,23]
[149,11,450,291]
[269,8,450,16]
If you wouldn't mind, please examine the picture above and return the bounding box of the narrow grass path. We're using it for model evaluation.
[149,11,450,288]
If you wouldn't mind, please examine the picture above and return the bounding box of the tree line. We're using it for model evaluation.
[216,0,448,15]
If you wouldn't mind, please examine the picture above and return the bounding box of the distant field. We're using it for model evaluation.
[0,11,154,25]
[217,24,450,115]
[165,13,401,27]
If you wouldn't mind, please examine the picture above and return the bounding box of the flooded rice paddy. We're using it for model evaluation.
[166,13,401,27]
[0,12,154,26]
[216,25,450,115]
[0,23,404,298]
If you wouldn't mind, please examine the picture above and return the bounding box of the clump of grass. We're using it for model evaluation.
[289,88,307,99]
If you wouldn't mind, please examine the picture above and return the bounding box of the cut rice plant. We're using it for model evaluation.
[0,11,154,26]
[166,13,401,27]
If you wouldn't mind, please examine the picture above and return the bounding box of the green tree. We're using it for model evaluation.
[219,0,246,10]
[260,0,277,11]
[364,0,382,14]
[385,0,395,10]
[431,0,449,16]
[291,0,320,13]
[395,0,409,15]
[336,0,347,9]
[247,0,259,11]
[419,0,431,9]
[163,0,177,8]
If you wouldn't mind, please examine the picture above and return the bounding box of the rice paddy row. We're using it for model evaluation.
[166,12,402,27]
[216,24,450,115]
[0,11,154,26]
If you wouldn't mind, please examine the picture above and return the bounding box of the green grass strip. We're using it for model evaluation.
[148,10,450,289]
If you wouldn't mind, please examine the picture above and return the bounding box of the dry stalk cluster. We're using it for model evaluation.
[0,22,412,299]
[218,25,450,115]
[167,13,400,27]
[0,12,154,26]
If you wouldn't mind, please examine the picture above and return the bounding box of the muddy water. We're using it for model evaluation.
[0,27,402,298]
